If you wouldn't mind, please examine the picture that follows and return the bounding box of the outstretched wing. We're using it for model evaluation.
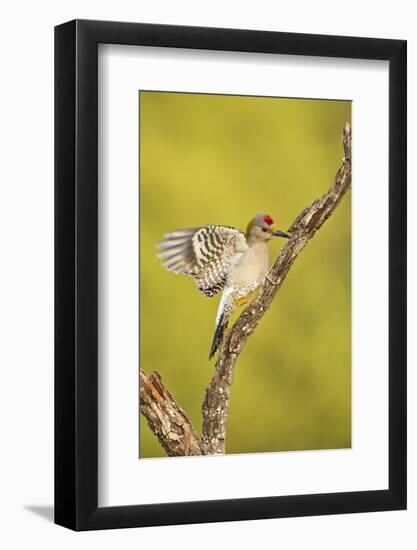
[157,225,248,297]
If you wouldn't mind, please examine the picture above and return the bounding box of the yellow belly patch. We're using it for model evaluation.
[235,292,255,307]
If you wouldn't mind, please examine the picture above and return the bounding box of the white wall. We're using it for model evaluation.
[0,1,415,548]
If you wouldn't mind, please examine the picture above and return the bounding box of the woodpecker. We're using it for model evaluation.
[157,214,290,359]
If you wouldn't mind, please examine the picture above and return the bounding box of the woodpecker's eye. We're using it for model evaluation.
[262,228,267,232]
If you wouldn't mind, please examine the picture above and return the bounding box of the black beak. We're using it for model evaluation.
[272,229,290,239]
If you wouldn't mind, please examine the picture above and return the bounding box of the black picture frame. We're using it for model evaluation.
[55,19,407,531]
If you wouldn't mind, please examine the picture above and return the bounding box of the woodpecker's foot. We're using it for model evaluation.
[265,273,280,286]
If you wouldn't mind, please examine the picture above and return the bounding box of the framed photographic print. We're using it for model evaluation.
[55,20,406,530]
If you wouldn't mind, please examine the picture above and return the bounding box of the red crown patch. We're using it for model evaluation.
[263,214,274,225]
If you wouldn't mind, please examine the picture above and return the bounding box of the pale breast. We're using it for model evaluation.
[229,242,269,289]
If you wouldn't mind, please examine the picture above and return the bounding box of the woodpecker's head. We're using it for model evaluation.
[246,213,290,243]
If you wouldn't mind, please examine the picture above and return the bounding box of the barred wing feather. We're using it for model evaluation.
[157,225,247,297]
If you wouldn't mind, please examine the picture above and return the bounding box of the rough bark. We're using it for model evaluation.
[139,369,202,456]
[141,122,352,456]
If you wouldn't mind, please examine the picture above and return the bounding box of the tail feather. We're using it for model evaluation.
[209,313,227,360]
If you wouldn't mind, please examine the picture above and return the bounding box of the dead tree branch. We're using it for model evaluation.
[140,369,203,456]
[201,122,352,454]
[141,122,352,457]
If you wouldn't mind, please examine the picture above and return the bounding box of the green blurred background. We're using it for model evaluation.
[139,91,351,458]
